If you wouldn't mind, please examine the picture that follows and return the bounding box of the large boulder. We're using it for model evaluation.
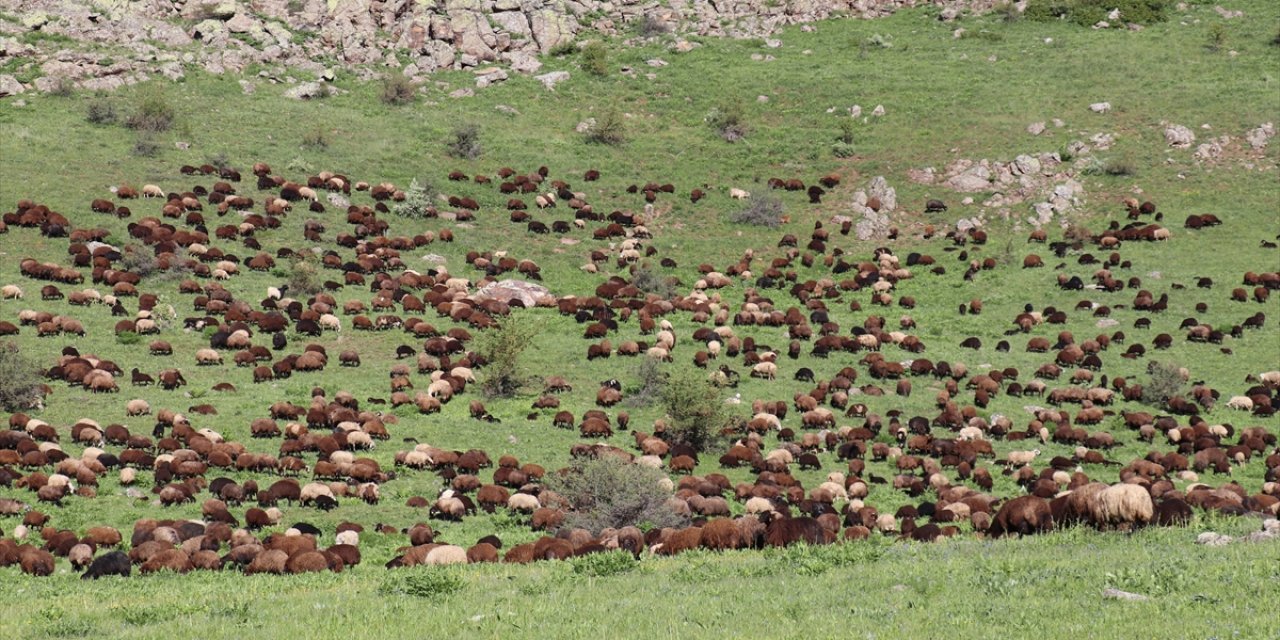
[474,279,551,308]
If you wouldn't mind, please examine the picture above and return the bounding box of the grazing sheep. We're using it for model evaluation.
[195,349,222,366]
[1088,483,1154,530]
[989,495,1054,538]
[81,550,131,579]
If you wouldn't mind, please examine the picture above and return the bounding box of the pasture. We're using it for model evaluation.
[0,1,1278,638]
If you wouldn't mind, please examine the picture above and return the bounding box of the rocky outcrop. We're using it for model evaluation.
[0,0,998,94]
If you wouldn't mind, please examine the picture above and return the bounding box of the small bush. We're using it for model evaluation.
[635,15,670,38]
[661,366,732,452]
[0,342,44,412]
[1205,23,1227,53]
[131,134,161,158]
[286,258,323,296]
[625,356,668,408]
[1272,25,1280,47]
[571,550,637,576]
[730,194,784,228]
[85,96,118,125]
[836,120,855,145]
[1025,0,1169,27]
[125,91,176,133]
[116,331,141,346]
[545,455,688,534]
[446,124,482,160]
[380,572,463,598]
[581,41,609,77]
[380,71,416,106]
[476,314,539,398]
[630,263,677,299]
[831,141,857,159]
[549,40,578,57]
[120,243,158,276]
[997,1,1023,22]
[584,109,626,146]
[392,178,435,219]
[706,100,748,142]
[1142,360,1186,406]
[48,77,73,97]
[301,127,328,150]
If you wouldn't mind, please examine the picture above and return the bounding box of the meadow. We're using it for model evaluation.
[0,1,1278,637]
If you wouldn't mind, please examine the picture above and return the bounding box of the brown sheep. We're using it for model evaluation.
[989,495,1054,538]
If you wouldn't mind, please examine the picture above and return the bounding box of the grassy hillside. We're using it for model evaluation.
[0,1,1278,637]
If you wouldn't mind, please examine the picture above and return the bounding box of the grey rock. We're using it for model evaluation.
[0,74,24,97]
[536,70,570,91]
[1101,588,1149,601]
[1245,122,1274,149]
[1164,124,1195,148]
[474,279,552,308]
[1027,121,1046,135]
[1089,101,1111,114]
[284,81,327,100]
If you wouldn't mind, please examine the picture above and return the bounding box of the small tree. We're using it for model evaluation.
[581,41,609,77]
[286,257,323,296]
[545,455,688,534]
[661,366,732,452]
[0,342,44,412]
[392,178,434,218]
[706,100,748,142]
[380,71,416,105]
[584,109,626,146]
[446,124,482,160]
[476,314,539,398]
[730,194,784,228]
[624,356,668,408]
[1142,360,1187,407]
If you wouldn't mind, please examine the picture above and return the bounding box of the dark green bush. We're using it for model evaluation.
[545,455,687,534]
[582,41,609,77]
[125,91,176,132]
[85,96,118,125]
[706,100,747,142]
[584,109,626,146]
[1142,360,1186,407]
[660,366,732,452]
[0,342,43,412]
[571,550,638,576]
[379,71,416,105]
[476,315,539,398]
[446,124,482,160]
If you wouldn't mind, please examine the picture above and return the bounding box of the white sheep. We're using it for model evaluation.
[1007,449,1040,466]
[1,285,23,300]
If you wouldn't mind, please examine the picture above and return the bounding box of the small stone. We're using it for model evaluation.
[534,70,569,91]
[1027,121,1046,135]
[646,58,668,67]
[448,88,474,98]
[757,95,768,103]
[1089,102,1112,114]
[765,39,781,48]
[872,105,885,117]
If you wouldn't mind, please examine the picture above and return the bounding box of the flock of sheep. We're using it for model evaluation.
[0,156,1277,579]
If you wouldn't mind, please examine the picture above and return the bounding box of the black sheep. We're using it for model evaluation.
[81,550,131,579]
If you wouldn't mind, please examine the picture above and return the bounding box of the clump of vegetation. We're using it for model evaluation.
[630,263,677,299]
[48,77,73,97]
[120,242,158,276]
[1205,23,1227,53]
[548,40,578,57]
[545,455,687,534]
[125,90,176,133]
[116,331,141,346]
[832,120,856,158]
[730,194,784,228]
[379,71,416,105]
[85,95,118,125]
[997,1,1023,22]
[301,126,328,149]
[0,342,43,412]
[581,41,609,77]
[1142,360,1187,407]
[661,366,732,452]
[584,109,627,146]
[571,550,637,576]
[1079,156,1137,177]
[392,178,434,219]
[625,357,668,408]
[635,15,670,38]
[446,124,482,160]
[706,100,748,142]
[1025,0,1169,27]
[379,572,463,598]
[476,315,539,398]
[286,258,323,296]
[131,134,161,158]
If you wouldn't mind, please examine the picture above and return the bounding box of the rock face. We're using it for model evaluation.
[0,0,1000,94]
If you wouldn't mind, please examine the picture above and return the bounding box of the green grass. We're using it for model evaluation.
[0,1,1278,636]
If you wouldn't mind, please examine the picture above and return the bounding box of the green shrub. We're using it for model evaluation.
[380,572,464,598]
[831,141,857,158]
[625,356,668,408]
[660,366,732,452]
[635,15,670,38]
[630,263,677,299]
[48,77,73,97]
[125,90,176,133]
[730,194,784,228]
[392,178,435,219]
[379,71,416,105]
[997,1,1023,22]
[705,100,747,142]
[571,550,638,576]
[584,109,626,146]
[1025,0,1169,27]
[301,126,328,149]
[446,124,482,160]
[1205,23,1227,53]
[85,96,117,125]
[545,455,688,534]
[0,342,44,412]
[549,40,578,57]
[286,258,323,296]
[115,331,141,346]
[581,41,609,77]
[476,314,539,398]
[131,134,161,158]
[1142,360,1186,407]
